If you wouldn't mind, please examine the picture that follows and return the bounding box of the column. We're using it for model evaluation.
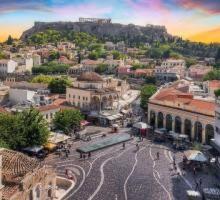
[147,110,151,124]
[202,125,206,144]
[172,116,175,131]
[181,119,185,134]
[162,117,165,128]
[191,122,195,142]
[155,112,158,128]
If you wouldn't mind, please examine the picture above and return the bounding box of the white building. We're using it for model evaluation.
[0,59,17,74]
[155,59,186,83]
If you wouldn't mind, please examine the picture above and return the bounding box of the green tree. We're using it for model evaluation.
[31,74,54,84]
[53,109,83,133]
[18,107,50,147]
[49,51,60,61]
[112,50,122,60]
[6,35,13,45]
[140,84,157,109]
[88,51,99,60]
[203,70,220,81]
[0,108,49,150]
[95,64,108,74]
[48,77,71,94]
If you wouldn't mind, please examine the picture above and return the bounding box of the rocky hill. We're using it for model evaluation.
[21,21,173,44]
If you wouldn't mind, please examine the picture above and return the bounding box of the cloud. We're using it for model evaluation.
[175,0,220,14]
[53,3,112,18]
[0,0,51,13]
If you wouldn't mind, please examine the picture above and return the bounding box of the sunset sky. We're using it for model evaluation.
[0,0,220,43]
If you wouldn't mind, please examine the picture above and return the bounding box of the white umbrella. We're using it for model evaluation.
[184,150,207,162]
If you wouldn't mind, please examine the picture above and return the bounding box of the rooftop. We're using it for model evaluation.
[77,72,104,82]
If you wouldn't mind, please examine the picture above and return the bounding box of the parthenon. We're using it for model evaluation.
[79,17,111,24]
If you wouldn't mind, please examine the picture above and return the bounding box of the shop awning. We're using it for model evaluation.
[133,122,149,129]
[184,150,207,162]
[48,132,71,144]
[44,142,57,150]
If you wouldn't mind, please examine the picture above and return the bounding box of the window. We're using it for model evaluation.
[83,97,85,100]
[78,96,80,99]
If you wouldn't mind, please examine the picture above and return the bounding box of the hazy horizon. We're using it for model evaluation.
[0,0,220,43]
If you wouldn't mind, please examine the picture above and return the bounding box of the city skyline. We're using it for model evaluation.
[0,0,220,43]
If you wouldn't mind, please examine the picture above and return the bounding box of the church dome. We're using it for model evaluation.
[77,72,104,82]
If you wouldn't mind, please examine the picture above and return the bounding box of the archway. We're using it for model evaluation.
[166,114,172,131]
[175,116,182,133]
[184,119,192,140]
[91,96,100,111]
[194,121,203,143]
[150,111,156,127]
[157,112,164,128]
[101,96,108,109]
[205,124,214,144]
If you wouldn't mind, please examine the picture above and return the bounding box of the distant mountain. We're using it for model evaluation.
[21,21,173,44]
[188,27,220,44]
[21,21,220,58]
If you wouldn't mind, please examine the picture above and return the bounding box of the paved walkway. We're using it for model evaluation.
[45,133,219,200]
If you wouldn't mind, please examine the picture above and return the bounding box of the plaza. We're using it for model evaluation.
[45,130,219,200]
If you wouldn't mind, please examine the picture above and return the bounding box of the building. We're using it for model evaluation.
[155,59,186,84]
[188,64,213,81]
[33,54,41,67]
[66,72,129,112]
[0,148,56,200]
[0,60,17,74]
[211,96,220,153]
[204,80,220,97]
[6,81,48,105]
[148,82,215,144]
[38,104,60,124]
[79,17,111,23]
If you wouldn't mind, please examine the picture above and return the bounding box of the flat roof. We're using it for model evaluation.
[76,134,131,153]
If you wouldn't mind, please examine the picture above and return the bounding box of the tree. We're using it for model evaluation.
[88,51,99,60]
[53,109,83,134]
[49,51,60,61]
[18,107,50,147]
[203,70,220,81]
[31,74,54,84]
[0,107,49,150]
[48,77,71,94]
[6,35,13,45]
[140,84,157,109]
[95,64,108,74]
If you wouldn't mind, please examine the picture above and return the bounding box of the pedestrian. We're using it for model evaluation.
[156,152,160,160]
[136,143,139,151]
[122,142,125,149]
[193,167,196,176]
[88,152,91,158]
[80,153,82,159]
[195,181,199,191]
[173,154,176,164]
[199,178,202,188]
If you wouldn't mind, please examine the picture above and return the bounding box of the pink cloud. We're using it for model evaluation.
[175,0,220,14]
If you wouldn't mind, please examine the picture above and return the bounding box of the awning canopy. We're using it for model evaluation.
[23,146,43,153]
[133,122,149,129]
[48,132,71,144]
[44,142,57,150]
[184,150,207,162]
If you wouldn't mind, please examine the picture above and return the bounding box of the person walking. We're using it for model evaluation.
[199,178,202,189]
[88,152,91,158]
[65,150,69,158]
[195,181,199,191]
[156,152,160,160]
[122,142,125,149]
[136,143,139,151]
[193,167,196,176]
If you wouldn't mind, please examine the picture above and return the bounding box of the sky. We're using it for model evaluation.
[0,0,220,43]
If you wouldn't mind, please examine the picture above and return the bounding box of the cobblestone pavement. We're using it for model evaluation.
[45,133,219,200]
